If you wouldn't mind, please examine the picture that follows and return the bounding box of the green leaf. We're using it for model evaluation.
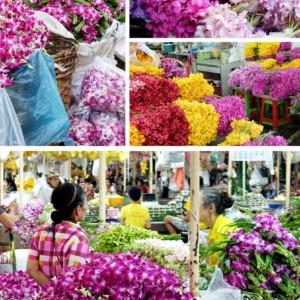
[75,20,85,33]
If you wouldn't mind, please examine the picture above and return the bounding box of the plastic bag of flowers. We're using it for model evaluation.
[40,252,194,300]
[201,213,300,300]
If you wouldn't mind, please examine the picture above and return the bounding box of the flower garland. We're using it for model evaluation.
[173,73,214,101]
[175,100,219,146]
[130,125,146,146]
[130,74,180,113]
[130,64,164,77]
[219,119,263,146]
[41,252,193,299]
[0,0,49,88]
[205,96,246,137]
[131,105,189,146]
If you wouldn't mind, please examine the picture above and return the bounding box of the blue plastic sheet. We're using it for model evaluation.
[6,50,73,145]
[0,89,25,145]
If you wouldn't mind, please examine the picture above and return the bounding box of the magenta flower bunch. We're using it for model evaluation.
[205,96,246,137]
[12,200,46,248]
[291,48,300,60]
[269,68,300,99]
[41,252,193,300]
[0,0,49,88]
[243,135,288,146]
[0,271,42,300]
[228,64,269,96]
[142,0,211,37]
[279,42,292,52]
[205,213,300,299]
[160,58,186,79]
[81,68,125,114]
[26,0,124,43]
[276,52,287,65]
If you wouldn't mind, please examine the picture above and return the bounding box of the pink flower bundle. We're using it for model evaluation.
[243,135,288,146]
[81,68,125,114]
[26,0,120,43]
[0,0,49,88]
[205,96,246,137]
[142,0,210,37]
[160,58,186,79]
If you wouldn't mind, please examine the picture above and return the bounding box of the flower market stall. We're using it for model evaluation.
[0,0,125,146]
[130,0,300,38]
[130,42,300,146]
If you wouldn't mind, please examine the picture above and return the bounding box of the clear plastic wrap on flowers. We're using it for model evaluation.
[130,74,180,113]
[6,51,72,146]
[81,68,125,114]
[0,0,49,88]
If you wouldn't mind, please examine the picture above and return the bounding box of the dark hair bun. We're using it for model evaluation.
[51,210,64,224]
[220,191,234,209]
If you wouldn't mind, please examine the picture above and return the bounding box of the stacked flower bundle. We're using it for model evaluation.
[160,58,186,78]
[69,68,125,146]
[229,64,300,99]
[26,0,125,43]
[131,0,300,38]
[0,253,193,299]
[204,213,300,299]
[0,0,49,88]
[243,135,288,146]
[42,253,193,299]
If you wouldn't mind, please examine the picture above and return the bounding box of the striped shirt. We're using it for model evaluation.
[29,221,90,278]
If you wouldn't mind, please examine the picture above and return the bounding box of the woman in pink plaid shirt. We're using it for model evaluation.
[27,183,91,286]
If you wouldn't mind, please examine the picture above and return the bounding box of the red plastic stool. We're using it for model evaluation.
[259,96,291,131]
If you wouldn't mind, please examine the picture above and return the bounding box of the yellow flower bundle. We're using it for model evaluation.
[130,64,164,77]
[280,59,300,70]
[245,43,258,59]
[258,58,278,70]
[219,120,263,146]
[136,50,153,62]
[175,99,219,146]
[130,125,146,146]
[258,42,280,58]
[173,73,214,101]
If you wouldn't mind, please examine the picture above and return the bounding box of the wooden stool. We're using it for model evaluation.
[259,96,291,131]
[233,88,260,119]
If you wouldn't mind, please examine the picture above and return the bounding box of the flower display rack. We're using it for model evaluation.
[259,96,291,131]
[233,88,260,119]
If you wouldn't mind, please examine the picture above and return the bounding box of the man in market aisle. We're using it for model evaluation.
[36,171,62,204]
[120,186,151,229]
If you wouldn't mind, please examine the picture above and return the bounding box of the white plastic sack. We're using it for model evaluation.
[201,268,242,300]
[249,165,268,186]
[0,89,25,145]
[130,43,161,66]
[71,56,124,103]
[34,11,74,39]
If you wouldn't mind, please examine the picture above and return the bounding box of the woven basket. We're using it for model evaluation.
[46,34,78,110]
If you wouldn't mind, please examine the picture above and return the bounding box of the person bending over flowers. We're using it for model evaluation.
[198,188,234,267]
[27,183,90,286]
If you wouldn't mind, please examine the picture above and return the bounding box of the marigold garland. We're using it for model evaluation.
[258,58,278,70]
[219,120,263,146]
[130,125,146,146]
[175,99,219,146]
[245,43,258,60]
[258,43,280,58]
[130,64,164,77]
[173,73,214,101]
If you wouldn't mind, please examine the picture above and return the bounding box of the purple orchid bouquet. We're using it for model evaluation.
[205,96,246,137]
[12,200,46,248]
[26,0,125,43]
[0,0,49,88]
[201,213,300,299]
[41,252,193,299]
[160,58,186,79]
[243,134,288,146]
[0,271,43,300]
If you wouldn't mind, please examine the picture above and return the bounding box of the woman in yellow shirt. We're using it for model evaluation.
[120,186,151,229]
[199,188,234,267]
